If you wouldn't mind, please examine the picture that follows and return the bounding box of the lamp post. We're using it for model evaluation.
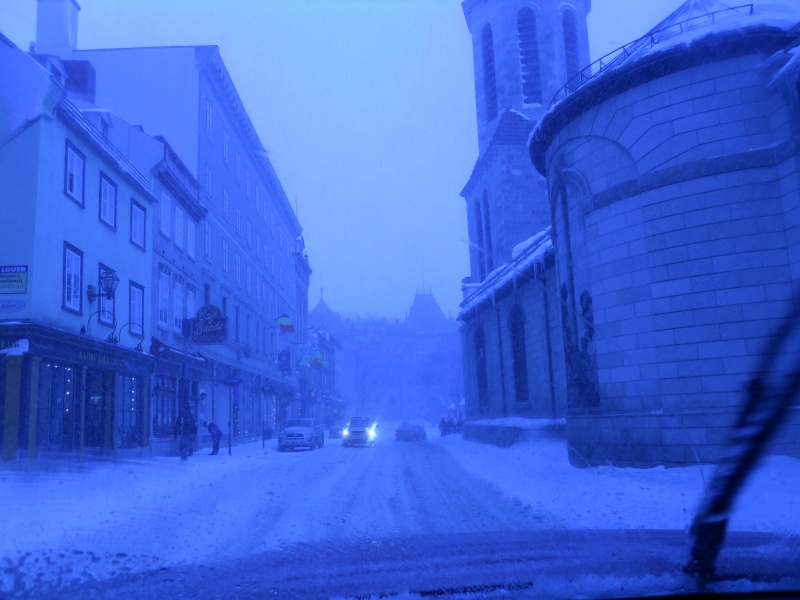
[87,270,120,302]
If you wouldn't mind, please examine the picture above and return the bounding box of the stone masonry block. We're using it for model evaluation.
[697,339,748,359]
[669,291,716,312]
[690,271,740,293]
[650,277,691,299]
[673,324,720,344]
[657,343,700,362]
[676,358,725,377]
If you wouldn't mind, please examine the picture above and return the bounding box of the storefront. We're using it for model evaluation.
[149,337,212,456]
[0,323,153,461]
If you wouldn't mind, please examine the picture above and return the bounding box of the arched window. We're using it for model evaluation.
[517,8,542,104]
[481,24,498,121]
[509,304,530,404]
[562,8,580,90]
[475,327,489,408]
[482,191,494,274]
[474,200,486,281]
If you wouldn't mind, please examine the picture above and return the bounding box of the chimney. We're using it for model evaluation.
[35,0,81,57]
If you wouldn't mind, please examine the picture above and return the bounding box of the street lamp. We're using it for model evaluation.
[87,270,120,302]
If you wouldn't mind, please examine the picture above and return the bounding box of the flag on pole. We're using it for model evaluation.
[277,314,295,333]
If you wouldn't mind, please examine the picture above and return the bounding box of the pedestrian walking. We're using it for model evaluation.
[173,409,194,461]
[205,420,222,455]
[438,417,447,437]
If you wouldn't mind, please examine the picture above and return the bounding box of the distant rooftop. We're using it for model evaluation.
[405,292,456,333]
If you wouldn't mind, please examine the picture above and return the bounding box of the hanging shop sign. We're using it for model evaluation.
[278,347,291,373]
[0,265,28,294]
[192,305,227,344]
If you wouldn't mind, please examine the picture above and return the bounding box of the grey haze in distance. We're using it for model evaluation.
[0,0,685,319]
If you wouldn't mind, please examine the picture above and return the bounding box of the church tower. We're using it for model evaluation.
[461,0,591,286]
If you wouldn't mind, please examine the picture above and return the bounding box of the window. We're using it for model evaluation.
[130,200,146,249]
[235,150,241,182]
[236,253,241,285]
[509,305,530,403]
[246,170,251,199]
[256,275,261,301]
[173,281,183,332]
[99,174,117,227]
[204,284,210,305]
[129,282,144,336]
[187,287,196,319]
[223,129,229,163]
[222,238,229,273]
[223,188,229,218]
[256,233,260,257]
[204,221,212,259]
[236,207,241,233]
[271,255,275,275]
[175,206,184,249]
[235,306,240,343]
[247,221,252,246]
[255,186,260,214]
[63,243,83,313]
[204,164,212,197]
[160,193,170,237]
[474,200,485,281]
[205,99,213,138]
[518,8,542,104]
[98,264,116,326]
[158,271,169,327]
[482,191,494,273]
[563,9,580,90]
[481,24,498,121]
[475,327,489,408]
[64,141,85,204]
[187,220,196,259]
[246,264,251,293]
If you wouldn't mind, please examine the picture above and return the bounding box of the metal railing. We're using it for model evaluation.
[549,4,754,108]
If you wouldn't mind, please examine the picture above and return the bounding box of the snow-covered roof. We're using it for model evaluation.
[459,227,553,318]
[550,1,800,109]
[461,107,535,198]
[530,0,800,174]
[58,98,154,201]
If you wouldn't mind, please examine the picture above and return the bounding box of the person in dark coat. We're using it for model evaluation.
[173,411,193,461]
[204,421,222,455]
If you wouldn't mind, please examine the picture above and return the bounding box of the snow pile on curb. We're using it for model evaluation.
[436,434,800,532]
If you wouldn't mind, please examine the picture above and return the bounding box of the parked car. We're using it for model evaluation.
[328,421,345,439]
[277,417,324,451]
[395,422,426,442]
[342,417,377,448]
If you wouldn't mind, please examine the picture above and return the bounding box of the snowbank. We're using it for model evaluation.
[435,433,800,532]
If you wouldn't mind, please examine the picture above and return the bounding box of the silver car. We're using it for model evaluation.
[277,418,324,451]
[342,417,378,448]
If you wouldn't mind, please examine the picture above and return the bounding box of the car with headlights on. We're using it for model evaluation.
[328,420,345,439]
[394,422,426,442]
[342,417,377,447]
[277,417,324,451]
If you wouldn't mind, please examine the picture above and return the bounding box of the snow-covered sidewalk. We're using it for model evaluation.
[433,427,800,532]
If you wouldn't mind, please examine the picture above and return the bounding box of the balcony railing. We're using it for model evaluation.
[549,4,754,108]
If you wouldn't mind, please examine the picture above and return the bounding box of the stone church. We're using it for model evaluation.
[459,0,800,466]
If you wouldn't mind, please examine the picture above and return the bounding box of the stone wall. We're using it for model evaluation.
[535,30,800,466]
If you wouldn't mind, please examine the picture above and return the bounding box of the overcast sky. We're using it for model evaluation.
[1,0,685,320]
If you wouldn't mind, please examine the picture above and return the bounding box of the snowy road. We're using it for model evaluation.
[3,431,799,598]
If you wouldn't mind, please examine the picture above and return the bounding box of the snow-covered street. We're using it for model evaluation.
[2,427,799,597]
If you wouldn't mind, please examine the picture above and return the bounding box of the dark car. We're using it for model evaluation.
[277,417,325,451]
[342,417,377,447]
[328,421,345,439]
[395,422,427,442]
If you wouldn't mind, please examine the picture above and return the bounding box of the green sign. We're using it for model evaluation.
[0,265,27,294]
